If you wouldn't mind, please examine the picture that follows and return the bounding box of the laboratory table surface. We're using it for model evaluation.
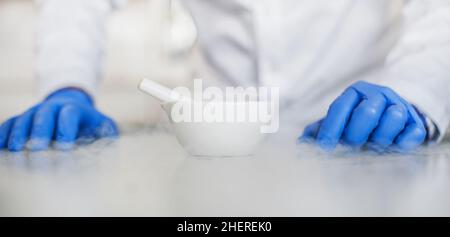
[1,124,450,217]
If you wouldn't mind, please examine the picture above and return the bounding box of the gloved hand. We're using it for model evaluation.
[0,88,118,152]
[299,81,427,152]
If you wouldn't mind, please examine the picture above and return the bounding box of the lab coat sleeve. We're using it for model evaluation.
[35,0,126,99]
[379,0,450,141]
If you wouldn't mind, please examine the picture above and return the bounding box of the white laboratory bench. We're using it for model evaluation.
[0,124,450,217]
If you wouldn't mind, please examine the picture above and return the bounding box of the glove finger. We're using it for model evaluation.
[8,108,36,152]
[367,104,408,151]
[54,104,82,150]
[380,86,427,150]
[76,106,119,140]
[299,119,322,142]
[95,116,119,138]
[380,86,424,126]
[0,117,16,149]
[394,123,427,151]
[28,104,59,151]
[342,93,386,147]
[317,88,360,151]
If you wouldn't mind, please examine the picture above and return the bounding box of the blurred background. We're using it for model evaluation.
[0,0,198,125]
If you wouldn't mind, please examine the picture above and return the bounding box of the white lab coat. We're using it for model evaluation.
[36,0,450,140]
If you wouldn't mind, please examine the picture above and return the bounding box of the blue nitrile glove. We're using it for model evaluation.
[0,88,118,152]
[299,81,427,152]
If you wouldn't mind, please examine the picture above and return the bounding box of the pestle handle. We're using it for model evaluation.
[138,78,183,103]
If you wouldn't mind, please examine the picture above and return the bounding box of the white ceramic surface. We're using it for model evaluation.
[138,78,184,103]
[162,101,268,157]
